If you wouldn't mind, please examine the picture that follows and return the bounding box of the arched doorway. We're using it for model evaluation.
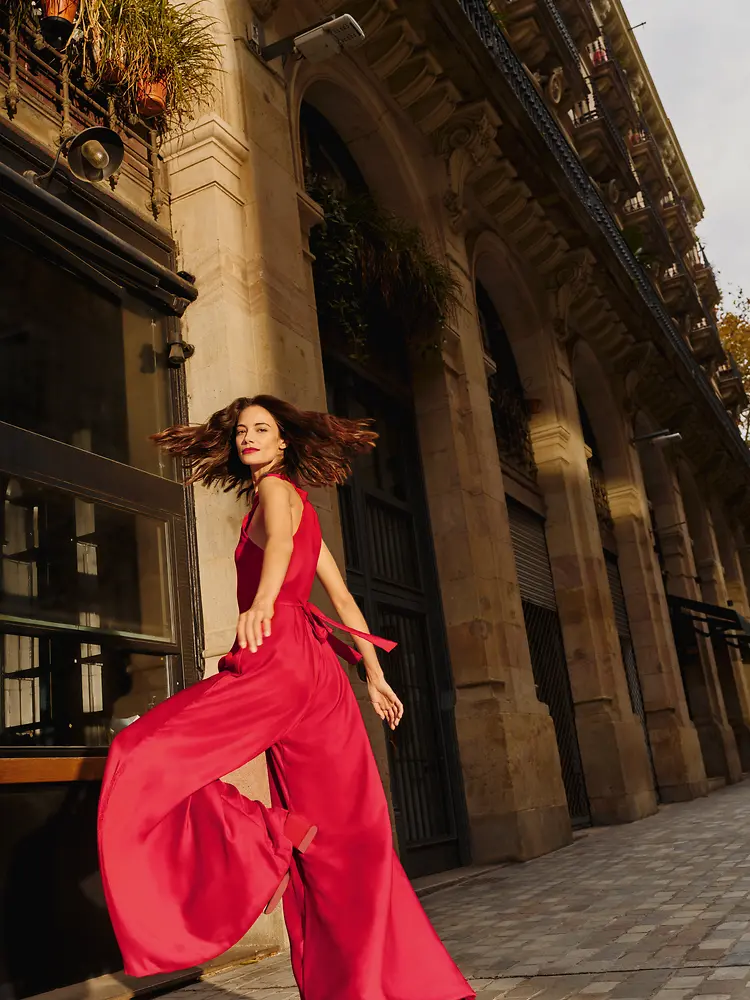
[300,98,467,877]
[475,280,590,825]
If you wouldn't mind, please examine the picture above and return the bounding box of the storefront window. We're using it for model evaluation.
[1,475,176,747]
[2,476,172,640]
[0,231,174,477]
[2,640,170,747]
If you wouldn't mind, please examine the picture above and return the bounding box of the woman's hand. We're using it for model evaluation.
[367,675,404,730]
[237,602,274,653]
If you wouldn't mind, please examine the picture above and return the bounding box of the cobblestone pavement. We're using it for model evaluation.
[169,782,750,1000]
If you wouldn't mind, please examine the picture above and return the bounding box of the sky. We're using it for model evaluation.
[620,1,750,307]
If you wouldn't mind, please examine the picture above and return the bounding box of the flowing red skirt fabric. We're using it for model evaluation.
[98,480,473,1000]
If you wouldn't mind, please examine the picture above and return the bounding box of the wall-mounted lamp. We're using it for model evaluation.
[166,335,195,368]
[632,429,683,447]
[241,14,365,65]
[24,126,124,188]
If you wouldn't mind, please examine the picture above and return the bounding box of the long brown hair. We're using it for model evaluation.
[152,395,377,500]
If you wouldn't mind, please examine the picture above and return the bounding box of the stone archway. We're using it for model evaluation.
[572,344,706,802]
[634,414,740,783]
[677,462,750,771]
[473,235,657,824]
[289,73,576,863]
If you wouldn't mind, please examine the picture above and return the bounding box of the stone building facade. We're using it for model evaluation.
[2,0,750,993]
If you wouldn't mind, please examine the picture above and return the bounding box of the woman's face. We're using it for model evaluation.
[235,405,286,474]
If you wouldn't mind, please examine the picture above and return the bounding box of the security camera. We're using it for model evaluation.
[294,15,365,62]
[257,14,365,64]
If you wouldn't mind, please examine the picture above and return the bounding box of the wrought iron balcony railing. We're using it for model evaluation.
[0,14,167,219]
[589,465,613,529]
[455,0,749,465]
[488,379,538,482]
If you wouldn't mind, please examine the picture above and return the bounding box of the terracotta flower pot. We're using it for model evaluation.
[41,0,79,21]
[39,0,78,47]
[91,33,126,85]
[136,79,168,118]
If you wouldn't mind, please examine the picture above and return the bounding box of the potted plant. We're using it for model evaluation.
[85,0,220,131]
[307,180,461,360]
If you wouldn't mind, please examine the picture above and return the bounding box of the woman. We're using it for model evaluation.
[98,395,473,1000]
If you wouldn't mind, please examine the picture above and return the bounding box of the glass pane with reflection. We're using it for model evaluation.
[2,475,172,640]
[1,636,170,747]
[0,231,173,477]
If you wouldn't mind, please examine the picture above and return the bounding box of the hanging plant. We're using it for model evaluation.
[307,180,461,361]
[82,0,221,134]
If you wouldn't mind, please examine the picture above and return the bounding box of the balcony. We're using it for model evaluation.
[587,36,638,131]
[494,0,587,104]
[555,0,600,48]
[717,355,749,420]
[685,245,721,309]
[0,14,167,221]
[689,318,725,368]
[660,191,694,255]
[571,89,639,197]
[622,191,673,263]
[627,124,670,198]
[453,0,750,474]
[659,262,695,315]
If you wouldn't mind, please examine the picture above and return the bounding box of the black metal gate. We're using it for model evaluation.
[325,357,467,877]
[506,499,590,825]
[605,554,658,791]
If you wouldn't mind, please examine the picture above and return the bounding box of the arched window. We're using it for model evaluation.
[475,281,536,481]
[577,394,613,530]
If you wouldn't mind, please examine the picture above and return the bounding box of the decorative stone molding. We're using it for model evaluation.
[549,249,596,347]
[546,67,565,106]
[163,113,250,208]
[297,189,325,263]
[612,341,657,415]
[437,101,501,231]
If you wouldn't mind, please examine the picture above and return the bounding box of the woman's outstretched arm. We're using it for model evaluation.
[316,541,404,729]
[237,476,295,652]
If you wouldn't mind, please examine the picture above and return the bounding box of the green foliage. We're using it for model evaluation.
[308,181,461,361]
[717,293,750,441]
[621,224,656,270]
[6,0,220,134]
[91,0,221,132]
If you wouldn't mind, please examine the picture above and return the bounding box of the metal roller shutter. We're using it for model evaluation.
[506,497,590,825]
[507,499,558,611]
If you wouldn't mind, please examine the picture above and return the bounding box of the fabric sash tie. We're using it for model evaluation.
[277,600,397,666]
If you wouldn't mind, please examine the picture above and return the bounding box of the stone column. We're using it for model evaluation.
[694,508,750,771]
[531,409,656,822]
[608,481,707,801]
[410,259,571,863]
[164,85,326,949]
[655,504,741,783]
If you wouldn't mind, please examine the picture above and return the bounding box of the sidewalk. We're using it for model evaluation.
[168,781,750,1000]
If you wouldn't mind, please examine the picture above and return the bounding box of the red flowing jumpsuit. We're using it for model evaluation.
[97,478,474,1000]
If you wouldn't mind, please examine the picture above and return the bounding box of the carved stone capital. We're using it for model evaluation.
[437,100,500,163]
[437,101,501,232]
[612,341,657,414]
[548,248,596,346]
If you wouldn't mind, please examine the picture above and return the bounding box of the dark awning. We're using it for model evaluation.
[0,160,198,317]
[668,595,750,649]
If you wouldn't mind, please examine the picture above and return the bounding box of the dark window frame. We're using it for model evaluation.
[0,143,202,760]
